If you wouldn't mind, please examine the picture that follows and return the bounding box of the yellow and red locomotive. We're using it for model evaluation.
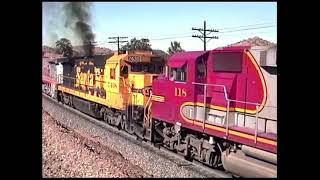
[43,47,277,177]
[56,51,163,137]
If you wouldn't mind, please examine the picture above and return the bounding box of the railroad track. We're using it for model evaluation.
[42,93,236,178]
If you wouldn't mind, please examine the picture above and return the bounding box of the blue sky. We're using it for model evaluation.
[43,2,277,51]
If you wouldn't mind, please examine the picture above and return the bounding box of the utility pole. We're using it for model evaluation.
[108,36,128,54]
[192,21,219,51]
[83,40,97,56]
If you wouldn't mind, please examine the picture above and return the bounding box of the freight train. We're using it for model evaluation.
[42,47,277,177]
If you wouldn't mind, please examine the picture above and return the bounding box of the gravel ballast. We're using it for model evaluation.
[42,96,211,178]
[42,111,151,178]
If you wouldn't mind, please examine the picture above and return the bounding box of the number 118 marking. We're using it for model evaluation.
[175,87,187,97]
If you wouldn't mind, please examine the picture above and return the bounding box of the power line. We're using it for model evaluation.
[150,35,191,40]
[218,22,276,30]
[218,25,276,33]
[134,32,193,39]
[92,24,276,45]
[94,27,276,45]
[192,21,219,51]
[122,22,276,39]
[93,22,275,42]
[108,36,128,54]
[134,24,275,42]
[93,31,276,50]
[219,30,276,37]
[144,30,276,44]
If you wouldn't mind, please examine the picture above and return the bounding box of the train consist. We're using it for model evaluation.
[42,47,277,177]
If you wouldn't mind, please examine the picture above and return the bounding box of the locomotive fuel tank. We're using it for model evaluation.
[221,149,277,178]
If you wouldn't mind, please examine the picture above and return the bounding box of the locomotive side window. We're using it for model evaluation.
[131,63,143,72]
[146,63,155,73]
[213,52,242,72]
[130,62,161,74]
[110,68,116,79]
[196,57,206,78]
[170,64,187,82]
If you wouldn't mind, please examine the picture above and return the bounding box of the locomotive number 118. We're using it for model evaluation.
[174,87,187,97]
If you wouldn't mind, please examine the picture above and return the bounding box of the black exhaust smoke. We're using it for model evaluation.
[64,2,95,56]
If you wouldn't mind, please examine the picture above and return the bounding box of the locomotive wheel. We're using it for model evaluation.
[206,150,218,167]
[125,120,135,135]
[103,112,108,123]
[107,116,112,125]
[115,114,123,130]
[103,109,113,125]
[63,94,70,105]
[120,115,126,130]
[184,147,191,161]
[57,92,63,103]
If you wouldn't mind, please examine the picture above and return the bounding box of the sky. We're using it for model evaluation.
[42,2,277,52]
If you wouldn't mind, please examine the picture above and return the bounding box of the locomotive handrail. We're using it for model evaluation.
[119,77,132,91]
[192,82,262,144]
[144,91,153,128]
[192,82,262,106]
[227,99,261,106]
[192,82,229,101]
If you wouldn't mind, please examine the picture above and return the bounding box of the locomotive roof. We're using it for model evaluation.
[170,51,209,60]
[167,47,251,68]
[213,46,250,51]
[168,51,209,67]
[52,54,113,65]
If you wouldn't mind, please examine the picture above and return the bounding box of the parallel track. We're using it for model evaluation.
[42,93,235,178]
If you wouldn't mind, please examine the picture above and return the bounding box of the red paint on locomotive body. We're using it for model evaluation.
[152,51,208,125]
[152,47,275,153]
[42,75,58,84]
[207,46,267,112]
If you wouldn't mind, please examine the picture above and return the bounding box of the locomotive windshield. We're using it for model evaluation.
[130,62,162,74]
[213,52,242,72]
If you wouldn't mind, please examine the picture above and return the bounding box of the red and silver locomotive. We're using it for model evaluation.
[151,46,277,177]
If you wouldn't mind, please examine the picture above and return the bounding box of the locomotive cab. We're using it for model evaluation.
[121,51,165,106]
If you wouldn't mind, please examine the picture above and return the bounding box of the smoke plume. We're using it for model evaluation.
[43,2,62,47]
[64,2,95,56]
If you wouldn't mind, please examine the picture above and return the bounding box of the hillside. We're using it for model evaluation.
[72,46,113,56]
[43,45,58,54]
[42,46,113,57]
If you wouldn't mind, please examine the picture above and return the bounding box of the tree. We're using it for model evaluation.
[152,49,169,62]
[121,38,152,51]
[55,38,73,57]
[167,41,184,55]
